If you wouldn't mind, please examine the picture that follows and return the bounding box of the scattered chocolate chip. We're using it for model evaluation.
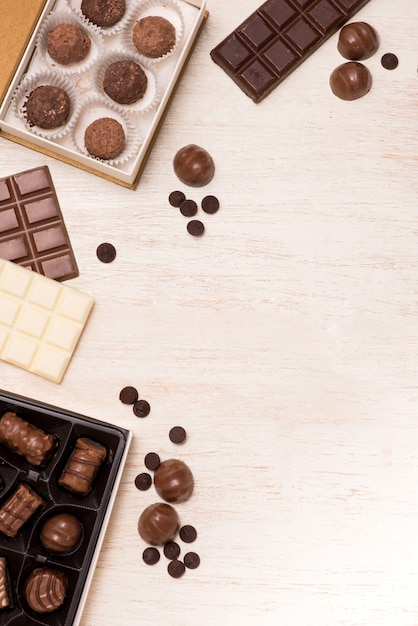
[96,242,116,263]
[179,525,197,543]
[163,541,181,560]
[144,452,160,471]
[133,399,151,418]
[169,190,186,207]
[381,52,399,70]
[187,220,204,236]
[119,386,138,405]
[168,559,185,578]
[169,426,187,444]
[143,547,160,565]
[135,472,152,491]
[184,551,200,569]
[201,195,219,214]
[179,199,198,217]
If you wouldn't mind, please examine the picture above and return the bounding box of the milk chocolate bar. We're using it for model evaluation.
[0,166,78,281]
[210,0,372,102]
[58,437,107,497]
[0,482,44,538]
[0,411,55,466]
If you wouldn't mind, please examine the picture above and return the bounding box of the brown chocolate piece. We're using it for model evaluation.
[187,220,205,237]
[81,0,126,27]
[163,541,180,560]
[58,437,107,497]
[133,399,150,418]
[46,23,91,65]
[167,559,185,578]
[179,524,197,543]
[39,513,83,554]
[0,165,79,281]
[0,411,55,466]
[184,551,200,569]
[169,426,186,444]
[179,199,197,218]
[119,385,138,404]
[144,452,160,471]
[84,117,125,160]
[23,567,68,613]
[168,190,185,207]
[0,557,10,609]
[0,483,44,538]
[96,242,116,263]
[132,16,176,58]
[154,458,194,503]
[103,60,147,104]
[173,144,215,187]
[381,52,398,70]
[142,546,160,565]
[25,85,71,130]
[134,472,152,491]
[337,22,379,60]
[329,61,372,100]
[201,195,219,214]
[138,502,180,546]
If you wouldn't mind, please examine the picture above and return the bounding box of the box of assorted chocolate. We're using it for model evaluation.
[0,0,208,188]
[0,388,131,625]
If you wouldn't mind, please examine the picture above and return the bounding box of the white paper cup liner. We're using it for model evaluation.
[95,51,160,113]
[36,9,104,76]
[124,0,184,64]
[67,0,133,36]
[72,96,141,165]
[12,71,79,140]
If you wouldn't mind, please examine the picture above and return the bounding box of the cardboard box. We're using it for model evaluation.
[0,0,208,188]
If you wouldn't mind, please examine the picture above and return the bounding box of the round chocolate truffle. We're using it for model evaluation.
[173,144,215,187]
[329,62,372,101]
[46,23,91,65]
[138,502,180,546]
[337,22,379,61]
[23,567,68,613]
[25,85,71,129]
[84,117,125,160]
[81,0,126,27]
[154,458,194,503]
[103,60,147,104]
[39,513,83,554]
[132,16,176,58]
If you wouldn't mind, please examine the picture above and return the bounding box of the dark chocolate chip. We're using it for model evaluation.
[187,220,204,236]
[164,541,181,560]
[144,452,160,471]
[169,190,186,207]
[168,559,185,578]
[119,386,138,405]
[179,199,198,217]
[184,551,200,569]
[179,525,197,543]
[143,547,160,565]
[133,399,151,418]
[381,53,399,70]
[201,195,219,214]
[96,242,116,263]
[135,472,152,491]
[169,426,187,444]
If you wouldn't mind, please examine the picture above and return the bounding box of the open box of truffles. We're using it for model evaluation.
[0,388,131,626]
[0,0,208,188]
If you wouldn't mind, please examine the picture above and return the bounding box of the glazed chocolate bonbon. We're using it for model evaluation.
[154,458,194,503]
[210,0,372,103]
[138,502,180,546]
[329,61,372,100]
[58,437,107,496]
[173,144,215,187]
[0,411,55,466]
[40,513,83,554]
[0,482,44,538]
[23,567,68,613]
[337,21,379,60]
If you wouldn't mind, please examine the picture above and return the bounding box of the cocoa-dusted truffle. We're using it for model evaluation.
[81,0,126,27]
[337,22,379,61]
[138,502,180,546]
[329,61,372,101]
[23,567,68,613]
[46,23,91,65]
[84,117,125,160]
[25,85,71,130]
[173,144,215,187]
[154,458,194,503]
[132,16,176,58]
[40,513,83,554]
[103,60,147,104]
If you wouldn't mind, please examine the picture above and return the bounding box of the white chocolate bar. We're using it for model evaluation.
[0,259,94,383]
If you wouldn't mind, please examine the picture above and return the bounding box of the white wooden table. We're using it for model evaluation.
[1,1,418,624]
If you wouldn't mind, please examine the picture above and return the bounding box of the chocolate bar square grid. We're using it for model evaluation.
[210,0,372,102]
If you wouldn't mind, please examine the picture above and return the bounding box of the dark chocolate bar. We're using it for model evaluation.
[0,166,79,281]
[210,0,372,103]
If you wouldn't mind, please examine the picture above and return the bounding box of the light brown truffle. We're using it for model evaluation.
[81,0,126,27]
[46,23,91,65]
[132,16,176,58]
[84,117,125,160]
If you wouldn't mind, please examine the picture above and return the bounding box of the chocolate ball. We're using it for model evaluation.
[25,85,71,129]
[39,513,83,554]
[132,16,176,58]
[103,60,147,105]
[46,23,91,65]
[138,502,180,546]
[154,458,194,503]
[84,117,125,160]
[329,62,372,101]
[173,144,215,187]
[81,0,125,27]
[337,22,379,61]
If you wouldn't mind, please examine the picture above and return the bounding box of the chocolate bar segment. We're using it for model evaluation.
[210,0,372,102]
[0,166,78,281]
[0,411,56,466]
[0,483,44,538]
[58,437,107,497]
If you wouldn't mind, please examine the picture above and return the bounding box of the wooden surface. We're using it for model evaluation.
[1,1,418,624]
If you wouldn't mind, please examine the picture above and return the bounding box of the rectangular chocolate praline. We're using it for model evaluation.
[0,166,79,281]
[210,0,372,102]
